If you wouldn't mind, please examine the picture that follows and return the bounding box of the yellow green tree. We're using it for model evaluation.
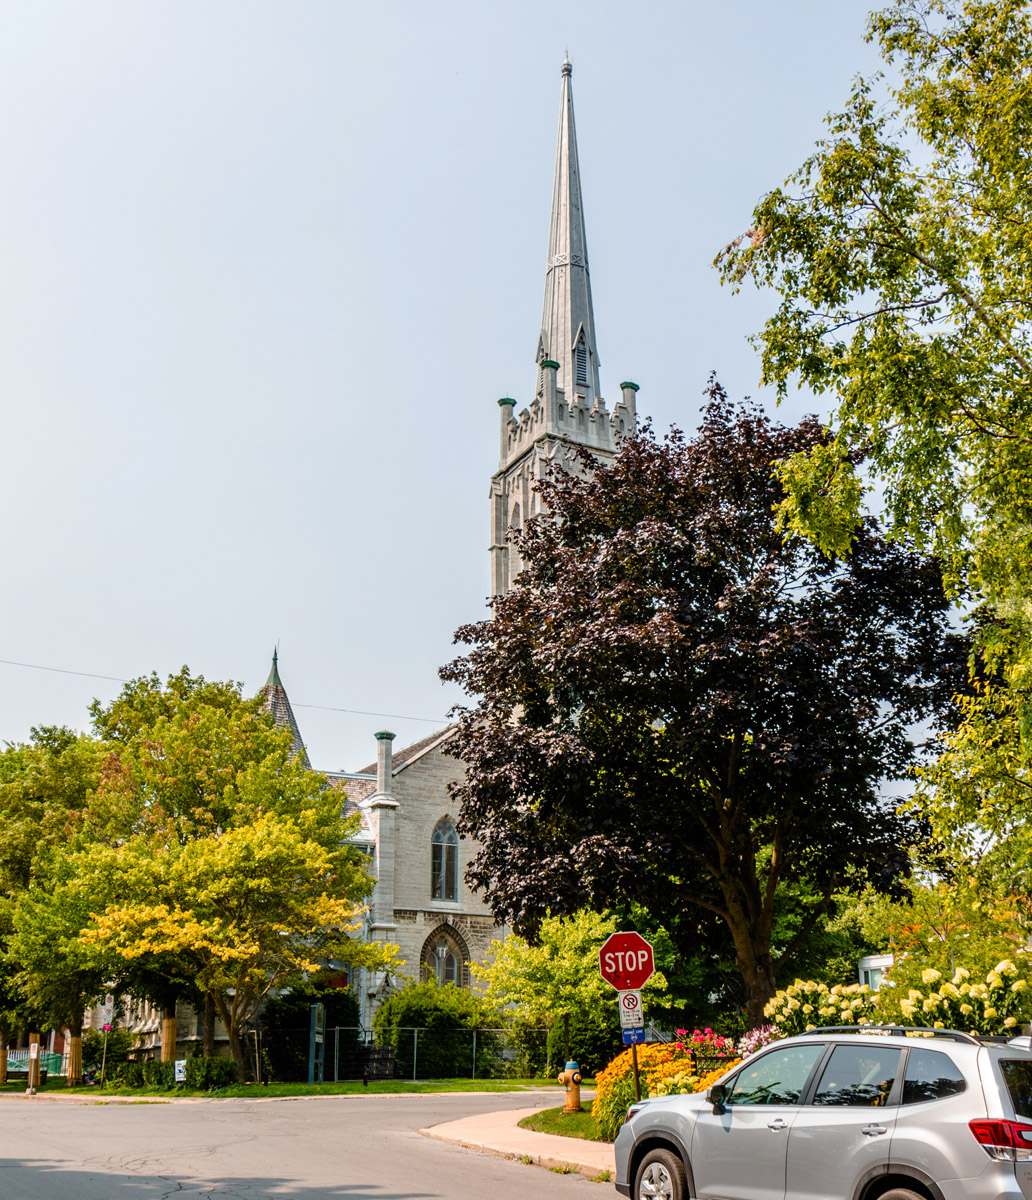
[69,669,398,1074]
[474,910,666,1067]
[75,813,397,1073]
[717,0,1032,885]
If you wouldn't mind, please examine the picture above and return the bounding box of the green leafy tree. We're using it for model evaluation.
[0,728,110,1083]
[717,0,1032,872]
[442,391,965,1025]
[474,909,667,1072]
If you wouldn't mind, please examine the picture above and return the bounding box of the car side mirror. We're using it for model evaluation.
[707,1084,727,1115]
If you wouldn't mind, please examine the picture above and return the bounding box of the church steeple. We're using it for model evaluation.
[260,649,311,769]
[489,58,640,599]
[537,57,602,406]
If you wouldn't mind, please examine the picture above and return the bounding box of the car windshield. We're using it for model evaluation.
[1001,1059,1032,1120]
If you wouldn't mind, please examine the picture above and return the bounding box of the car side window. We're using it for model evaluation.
[726,1044,825,1106]
[902,1047,966,1104]
[812,1044,902,1107]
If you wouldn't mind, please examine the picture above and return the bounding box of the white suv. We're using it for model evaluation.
[613,1027,1032,1200]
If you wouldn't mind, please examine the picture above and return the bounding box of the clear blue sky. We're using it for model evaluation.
[0,0,881,770]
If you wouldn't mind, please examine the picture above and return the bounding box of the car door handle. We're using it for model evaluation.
[861,1124,887,1136]
[767,1118,787,1131]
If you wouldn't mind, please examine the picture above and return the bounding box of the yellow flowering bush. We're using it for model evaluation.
[875,961,1030,1036]
[592,1043,682,1141]
[591,1044,741,1140]
[765,961,1031,1038]
[765,979,876,1034]
[647,1060,701,1097]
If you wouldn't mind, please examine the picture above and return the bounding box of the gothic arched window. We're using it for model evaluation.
[431,817,459,901]
[420,926,469,988]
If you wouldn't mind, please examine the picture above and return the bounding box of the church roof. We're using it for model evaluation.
[538,57,602,405]
[354,725,457,778]
[260,650,311,770]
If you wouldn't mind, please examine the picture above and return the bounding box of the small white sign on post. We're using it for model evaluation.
[28,1043,39,1059]
[618,989,644,1028]
[174,1059,187,1084]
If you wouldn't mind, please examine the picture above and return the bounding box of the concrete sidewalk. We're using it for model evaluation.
[420,1102,616,1180]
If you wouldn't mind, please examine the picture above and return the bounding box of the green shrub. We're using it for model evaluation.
[112,1062,145,1089]
[373,980,504,1078]
[184,1055,239,1090]
[141,1059,176,1089]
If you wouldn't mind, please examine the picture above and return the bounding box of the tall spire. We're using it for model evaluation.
[537,56,601,405]
[260,649,311,769]
[489,56,640,599]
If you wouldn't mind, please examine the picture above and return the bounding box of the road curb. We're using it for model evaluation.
[419,1127,611,1180]
[420,1101,614,1182]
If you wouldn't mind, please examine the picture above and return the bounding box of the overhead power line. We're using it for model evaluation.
[0,657,448,725]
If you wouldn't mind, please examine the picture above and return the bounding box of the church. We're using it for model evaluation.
[296,55,645,1029]
[92,56,644,1052]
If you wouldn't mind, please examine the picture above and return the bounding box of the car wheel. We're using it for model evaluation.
[878,1191,924,1200]
[634,1148,687,1200]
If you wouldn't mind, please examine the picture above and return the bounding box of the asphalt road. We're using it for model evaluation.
[0,1089,604,1200]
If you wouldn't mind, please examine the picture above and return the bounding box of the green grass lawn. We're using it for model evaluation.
[0,1076,567,1099]
[518,1105,610,1142]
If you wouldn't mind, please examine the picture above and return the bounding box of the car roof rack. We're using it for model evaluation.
[798,1025,982,1046]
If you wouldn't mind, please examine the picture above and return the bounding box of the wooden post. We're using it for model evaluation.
[160,1006,177,1062]
[631,1041,641,1103]
[66,1030,83,1087]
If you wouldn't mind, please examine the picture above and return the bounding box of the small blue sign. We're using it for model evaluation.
[622,1027,646,1045]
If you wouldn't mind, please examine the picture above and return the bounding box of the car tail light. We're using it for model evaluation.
[625,1104,643,1123]
[969,1119,1032,1161]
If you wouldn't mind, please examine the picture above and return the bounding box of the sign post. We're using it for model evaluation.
[99,993,115,1085]
[599,933,655,1103]
[308,1003,326,1085]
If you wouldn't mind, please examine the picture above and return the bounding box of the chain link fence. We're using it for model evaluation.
[258,1025,553,1082]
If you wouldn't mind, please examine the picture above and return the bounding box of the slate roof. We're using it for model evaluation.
[260,650,312,770]
[354,725,458,776]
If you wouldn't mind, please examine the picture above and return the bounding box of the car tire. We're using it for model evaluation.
[878,1191,924,1200]
[633,1147,687,1200]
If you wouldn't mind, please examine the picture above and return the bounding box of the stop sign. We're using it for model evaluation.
[599,932,655,990]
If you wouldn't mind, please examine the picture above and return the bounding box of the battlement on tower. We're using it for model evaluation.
[497,364,639,469]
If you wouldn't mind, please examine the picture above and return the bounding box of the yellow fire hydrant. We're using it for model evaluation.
[557,1060,583,1113]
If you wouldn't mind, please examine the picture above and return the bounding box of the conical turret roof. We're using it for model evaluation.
[260,650,311,769]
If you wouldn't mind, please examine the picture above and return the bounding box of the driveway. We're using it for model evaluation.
[0,1089,604,1199]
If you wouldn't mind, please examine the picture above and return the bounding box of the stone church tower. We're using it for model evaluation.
[489,58,640,597]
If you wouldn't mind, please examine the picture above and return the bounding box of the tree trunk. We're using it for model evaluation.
[226,1022,247,1078]
[203,993,216,1058]
[66,1017,84,1086]
[160,1005,177,1062]
[0,1028,7,1086]
[736,940,778,1030]
[212,991,247,1078]
[712,892,777,1029]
